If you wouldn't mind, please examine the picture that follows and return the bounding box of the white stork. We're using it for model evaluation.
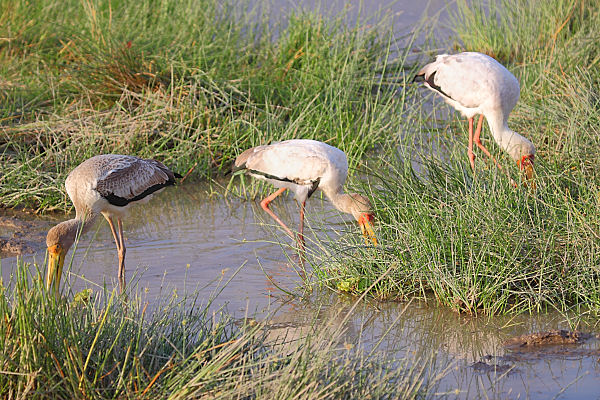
[45,154,180,295]
[234,139,377,248]
[414,52,535,185]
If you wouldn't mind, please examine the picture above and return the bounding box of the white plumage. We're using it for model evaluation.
[46,154,179,294]
[234,139,376,248]
[414,52,535,183]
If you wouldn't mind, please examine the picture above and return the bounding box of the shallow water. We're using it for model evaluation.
[1,183,314,311]
[269,294,600,399]
[2,184,600,399]
[262,0,453,36]
[2,1,600,399]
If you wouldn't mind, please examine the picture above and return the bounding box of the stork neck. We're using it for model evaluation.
[67,214,98,239]
[79,213,98,233]
[50,213,97,253]
[327,190,354,214]
[486,116,531,161]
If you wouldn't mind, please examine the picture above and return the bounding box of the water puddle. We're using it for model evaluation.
[2,184,600,399]
[2,2,599,399]
[1,183,315,312]
[260,0,453,38]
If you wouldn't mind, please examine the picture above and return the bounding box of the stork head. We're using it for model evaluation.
[518,154,535,190]
[46,220,78,296]
[507,135,536,190]
[347,193,377,246]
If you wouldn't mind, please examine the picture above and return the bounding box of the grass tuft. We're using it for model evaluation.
[0,258,445,398]
[304,0,600,316]
[1,0,421,212]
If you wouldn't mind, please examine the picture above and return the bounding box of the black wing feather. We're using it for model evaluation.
[414,71,453,100]
[102,180,176,207]
[248,169,320,196]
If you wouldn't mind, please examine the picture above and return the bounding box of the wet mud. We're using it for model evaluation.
[504,329,597,349]
[471,360,516,375]
[502,330,600,362]
[0,213,53,257]
[471,330,600,381]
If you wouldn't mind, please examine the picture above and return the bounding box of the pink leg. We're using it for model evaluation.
[298,201,306,250]
[117,218,126,293]
[103,215,127,293]
[104,215,121,253]
[298,201,306,279]
[468,117,475,170]
[296,201,307,273]
[260,188,295,238]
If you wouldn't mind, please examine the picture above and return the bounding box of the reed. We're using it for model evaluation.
[0,0,419,212]
[0,258,446,398]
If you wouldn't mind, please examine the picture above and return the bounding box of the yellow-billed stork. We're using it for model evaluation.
[45,154,180,295]
[414,52,535,185]
[234,139,377,248]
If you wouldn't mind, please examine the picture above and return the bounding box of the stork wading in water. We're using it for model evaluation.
[45,154,180,295]
[414,52,535,186]
[234,139,377,249]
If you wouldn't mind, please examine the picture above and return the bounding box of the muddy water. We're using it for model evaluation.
[1,184,319,311]
[3,1,600,399]
[3,185,600,399]
[271,295,600,399]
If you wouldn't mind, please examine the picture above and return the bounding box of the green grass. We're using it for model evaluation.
[307,0,600,316]
[0,259,446,399]
[311,151,600,316]
[0,0,419,212]
[4,0,600,318]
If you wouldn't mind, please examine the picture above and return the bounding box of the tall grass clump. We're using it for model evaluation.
[312,150,600,316]
[0,0,419,212]
[0,259,446,398]
[307,0,600,316]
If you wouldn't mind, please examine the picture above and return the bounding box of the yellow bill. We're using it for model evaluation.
[358,214,377,246]
[46,244,66,296]
[520,155,536,191]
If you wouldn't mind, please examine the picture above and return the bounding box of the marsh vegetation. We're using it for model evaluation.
[310,0,600,316]
[2,0,600,397]
[1,0,416,210]
[0,260,445,399]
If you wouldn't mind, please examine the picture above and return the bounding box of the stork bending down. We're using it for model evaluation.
[46,154,180,295]
[234,139,377,248]
[414,52,535,186]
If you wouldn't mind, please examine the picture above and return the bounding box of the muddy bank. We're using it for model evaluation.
[502,330,600,362]
[471,330,600,377]
[0,213,53,257]
[505,329,597,349]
